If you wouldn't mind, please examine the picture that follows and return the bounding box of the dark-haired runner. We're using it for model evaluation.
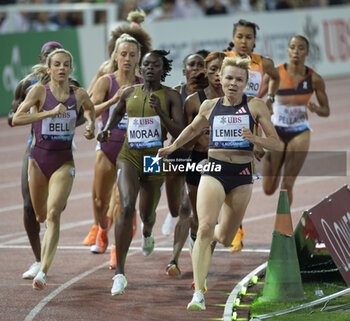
[262,35,330,204]
[225,19,280,252]
[97,50,185,295]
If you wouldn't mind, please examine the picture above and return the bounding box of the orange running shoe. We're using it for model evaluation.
[83,224,99,246]
[229,225,245,253]
[166,260,181,276]
[109,245,117,269]
[90,228,109,254]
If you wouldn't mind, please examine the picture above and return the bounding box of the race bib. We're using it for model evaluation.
[272,103,309,131]
[212,114,250,148]
[41,110,76,141]
[128,116,162,148]
[244,70,263,97]
[110,102,127,130]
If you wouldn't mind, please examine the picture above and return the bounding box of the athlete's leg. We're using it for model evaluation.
[281,130,310,204]
[262,139,285,195]
[28,159,48,223]
[188,184,199,237]
[138,177,164,238]
[166,174,191,270]
[92,150,116,229]
[115,162,140,275]
[192,176,225,293]
[22,146,41,262]
[40,162,75,274]
[214,184,253,246]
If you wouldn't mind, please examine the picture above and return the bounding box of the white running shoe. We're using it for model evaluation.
[33,271,46,290]
[161,212,177,236]
[253,172,262,180]
[22,261,41,279]
[142,233,154,257]
[111,274,127,295]
[187,291,206,311]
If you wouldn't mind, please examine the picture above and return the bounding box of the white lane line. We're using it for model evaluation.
[23,254,134,321]
[2,219,95,244]
[23,234,173,321]
[2,173,347,215]
[0,244,270,253]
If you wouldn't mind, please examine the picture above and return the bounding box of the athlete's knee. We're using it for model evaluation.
[263,180,276,196]
[197,222,214,240]
[93,196,109,212]
[179,200,191,218]
[120,200,135,219]
[34,207,47,223]
[47,208,60,223]
[216,233,233,247]
[281,177,295,191]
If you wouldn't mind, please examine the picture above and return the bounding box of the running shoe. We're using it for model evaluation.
[253,172,262,180]
[109,245,116,270]
[111,274,127,295]
[166,260,181,276]
[33,271,46,290]
[22,261,41,279]
[191,279,207,294]
[90,228,108,254]
[161,212,177,236]
[142,233,154,257]
[187,291,206,311]
[83,224,99,246]
[229,225,245,253]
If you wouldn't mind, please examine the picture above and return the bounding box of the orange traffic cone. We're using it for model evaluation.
[262,189,304,301]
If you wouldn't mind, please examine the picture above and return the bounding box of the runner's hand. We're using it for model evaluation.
[52,103,66,117]
[158,144,176,158]
[84,122,95,140]
[149,93,161,114]
[242,126,255,143]
[307,101,318,113]
[97,129,110,143]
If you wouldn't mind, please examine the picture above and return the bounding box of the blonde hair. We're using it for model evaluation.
[24,49,73,85]
[220,56,251,81]
[104,33,141,74]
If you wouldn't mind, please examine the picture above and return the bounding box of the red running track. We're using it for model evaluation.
[0,77,349,321]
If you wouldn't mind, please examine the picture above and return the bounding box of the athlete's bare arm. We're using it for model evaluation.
[309,72,330,117]
[245,98,280,151]
[150,88,186,138]
[8,79,31,127]
[158,99,214,157]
